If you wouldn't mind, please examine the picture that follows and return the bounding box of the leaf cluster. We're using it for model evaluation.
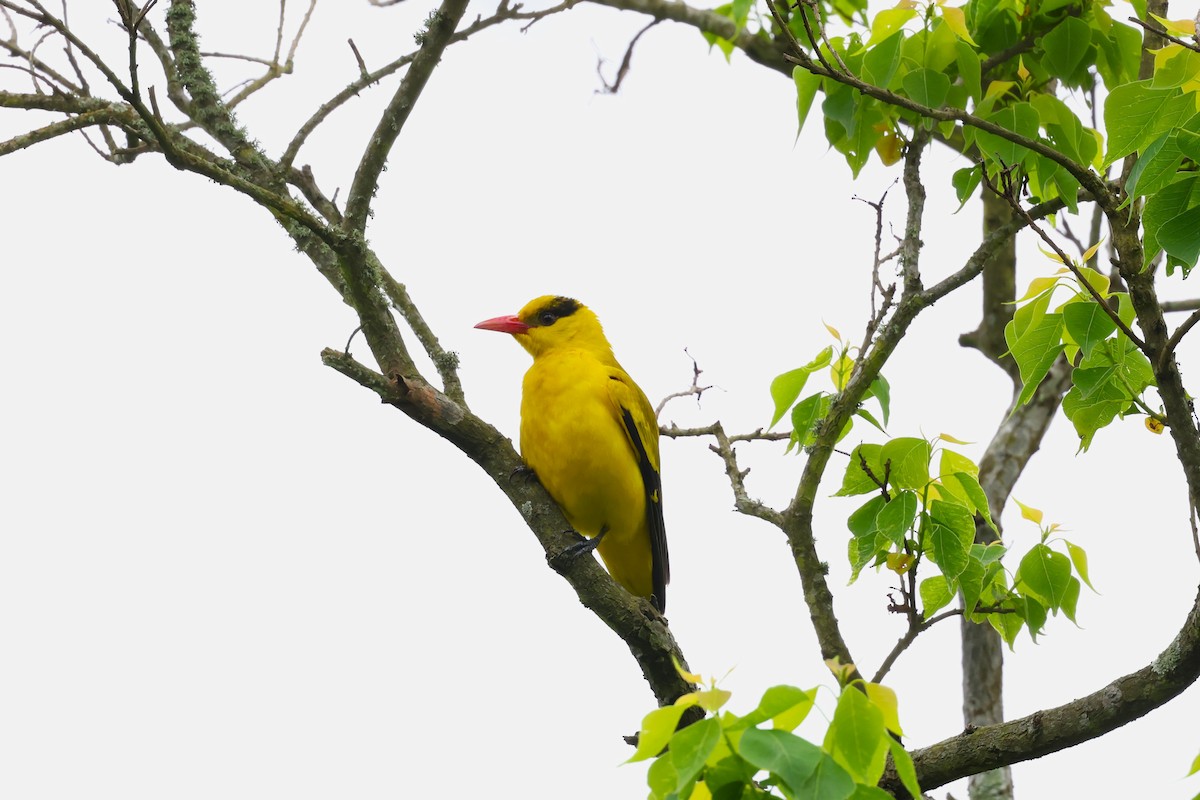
[1006,260,1159,450]
[630,666,920,800]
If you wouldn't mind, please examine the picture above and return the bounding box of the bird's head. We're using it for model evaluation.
[475,295,613,360]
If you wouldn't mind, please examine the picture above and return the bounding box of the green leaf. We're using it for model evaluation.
[799,755,856,800]
[1063,375,1128,451]
[628,704,688,762]
[879,437,932,491]
[927,509,973,585]
[977,102,1040,166]
[939,447,978,477]
[902,68,951,108]
[1041,17,1092,81]
[1104,81,1195,164]
[1011,282,1056,335]
[920,575,953,618]
[791,392,828,448]
[1156,204,1200,269]
[731,685,817,733]
[1096,19,1142,88]
[849,532,884,583]
[1064,540,1097,591]
[856,407,885,433]
[1062,301,1118,360]
[646,750,680,799]
[959,558,987,620]
[1145,175,1200,268]
[955,39,982,102]
[837,443,886,496]
[1187,750,1200,777]
[848,495,887,538]
[769,346,833,428]
[1152,46,1200,89]
[702,756,758,797]
[1124,131,1185,200]
[875,491,918,545]
[863,682,903,737]
[862,31,904,88]
[794,66,823,135]
[1016,543,1073,611]
[849,786,894,800]
[867,374,891,425]
[973,541,1006,565]
[739,728,823,794]
[989,602,1025,647]
[1176,128,1200,162]
[886,738,922,798]
[665,716,722,790]
[867,6,915,46]
[1061,575,1082,623]
[953,165,982,208]
[1005,312,1065,407]
[1021,594,1048,641]
[824,689,887,785]
[770,368,812,428]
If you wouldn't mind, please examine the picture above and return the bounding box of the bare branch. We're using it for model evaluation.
[1128,15,1200,55]
[281,0,579,171]
[1163,298,1200,313]
[596,18,660,94]
[1161,307,1200,364]
[378,270,465,404]
[343,0,471,233]
[654,349,709,417]
[661,421,784,526]
[0,106,127,155]
[872,607,962,684]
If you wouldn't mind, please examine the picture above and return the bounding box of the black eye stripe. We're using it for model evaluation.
[528,296,582,327]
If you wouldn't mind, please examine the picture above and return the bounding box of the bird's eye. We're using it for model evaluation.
[538,311,556,326]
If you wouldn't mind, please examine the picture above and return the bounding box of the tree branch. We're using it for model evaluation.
[893,586,1200,792]
[343,0,472,233]
[319,348,702,710]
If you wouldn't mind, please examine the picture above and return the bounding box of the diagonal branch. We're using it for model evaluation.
[893,586,1200,792]
[279,0,579,171]
[0,105,128,155]
[343,0,472,233]
[319,348,701,711]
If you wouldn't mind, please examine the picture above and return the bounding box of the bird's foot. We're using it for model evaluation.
[510,463,539,484]
[550,525,609,567]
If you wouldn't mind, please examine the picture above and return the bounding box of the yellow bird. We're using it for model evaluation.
[475,296,669,612]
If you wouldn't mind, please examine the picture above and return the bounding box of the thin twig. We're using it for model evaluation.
[654,349,709,417]
[983,172,1148,353]
[1128,16,1200,55]
[1162,308,1200,366]
[596,18,660,94]
[872,609,963,684]
[660,421,784,526]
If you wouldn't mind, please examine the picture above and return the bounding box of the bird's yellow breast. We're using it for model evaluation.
[519,349,653,597]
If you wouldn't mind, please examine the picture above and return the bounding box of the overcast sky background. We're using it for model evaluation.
[2,2,1198,798]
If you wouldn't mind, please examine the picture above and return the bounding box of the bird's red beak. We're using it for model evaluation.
[474,314,530,335]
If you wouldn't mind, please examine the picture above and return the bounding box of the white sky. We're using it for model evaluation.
[1,2,1197,798]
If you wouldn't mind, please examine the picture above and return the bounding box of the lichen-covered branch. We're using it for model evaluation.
[343,0,471,233]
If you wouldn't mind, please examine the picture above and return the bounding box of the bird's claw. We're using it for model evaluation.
[510,463,539,483]
[559,533,600,561]
[548,525,609,569]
